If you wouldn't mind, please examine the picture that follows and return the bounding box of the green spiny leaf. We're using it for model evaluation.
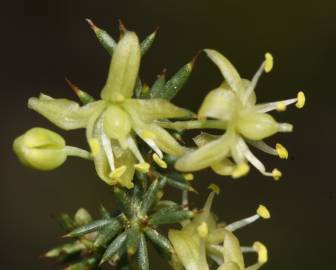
[150,70,166,99]
[93,219,123,248]
[100,232,127,265]
[126,223,141,256]
[149,208,193,226]
[99,204,111,219]
[113,187,133,218]
[86,19,116,55]
[139,177,167,216]
[137,233,149,270]
[65,78,95,105]
[140,29,157,56]
[66,219,114,238]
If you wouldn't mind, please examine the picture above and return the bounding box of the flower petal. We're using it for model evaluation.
[122,98,193,122]
[101,31,141,101]
[204,49,243,93]
[217,262,241,270]
[28,95,105,130]
[222,231,245,270]
[198,88,239,121]
[134,122,186,156]
[175,133,234,172]
[168,229,209,270]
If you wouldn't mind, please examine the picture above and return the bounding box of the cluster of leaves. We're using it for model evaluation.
[46,171,196,270]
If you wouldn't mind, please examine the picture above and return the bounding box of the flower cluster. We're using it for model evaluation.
[169,185,270,270]
[12,19,305,270]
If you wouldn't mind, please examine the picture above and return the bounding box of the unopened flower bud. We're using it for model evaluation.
[13,127,67,170]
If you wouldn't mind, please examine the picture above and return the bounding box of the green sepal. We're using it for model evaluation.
[137,233,149,270]
[64,256,98,270]
[149,207,193,226]
[126,223,141,256]
[150,70,166,99]
[54,213,75,232]
[99,204,111,219]
[93,219,123,248]
[100,231,127,265]
[66,219,114,237]
[87,19,116,55]
[139,177,167,216]
[113,187,133,218]
[140,29,157,56]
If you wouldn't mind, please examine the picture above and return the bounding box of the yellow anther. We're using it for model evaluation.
[272,168,282,181]
[152,153,167,169]
[253,241,268,264]
[276,101,287,112]
[264,53,273,73]
[232,163,250,178]
[276,143,288,159]
[134,162,150,173]
[142,130,156,140]
[257,205,271,219]
[197,222,209,238]
[183,173,194,181]
[109,166,127,179]
[88,138,100,157]
[296,91,305,109]
[208,184,220,195]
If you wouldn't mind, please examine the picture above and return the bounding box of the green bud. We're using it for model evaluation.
[13,127,67,171]
[74,208,92,226]
[237,112,278,140]
[103,105,132,140]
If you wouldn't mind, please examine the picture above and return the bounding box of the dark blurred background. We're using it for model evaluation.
[1,0,335,269]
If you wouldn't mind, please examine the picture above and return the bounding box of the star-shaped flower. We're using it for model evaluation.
[162,50,305,180]
[28,31,191,188]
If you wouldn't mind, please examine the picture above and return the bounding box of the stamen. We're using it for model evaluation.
[197,222,209,238]
[247,140,278,156]
[243,60,265,105]
[276,101,287,111]
[126,136,145,163]
[276,143,288,159]
[183,173,194,181]
[296,91,305,108]
[101,132,116,171]
[253,241,268,263]
[226,204,270,232]
[144,138,163,158]
[278,123,293,132]
[88,138,100,157]
[272,168,282,181]
[256,205,271,219]
[152,153,167,168]
[255,98,297,113]
[232,163,250,178]
[226,214,260,232]
[208,183,221,195]
[109,166,127,179]
[236,137,273,177]
[241,246,255,253]
[264,53,273,73]
[134,162,150,173]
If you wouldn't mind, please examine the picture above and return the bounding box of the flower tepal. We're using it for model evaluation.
[172,50,305,180]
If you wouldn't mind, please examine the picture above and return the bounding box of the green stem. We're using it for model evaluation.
[157,119,227,130]
[64,146,92,160]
